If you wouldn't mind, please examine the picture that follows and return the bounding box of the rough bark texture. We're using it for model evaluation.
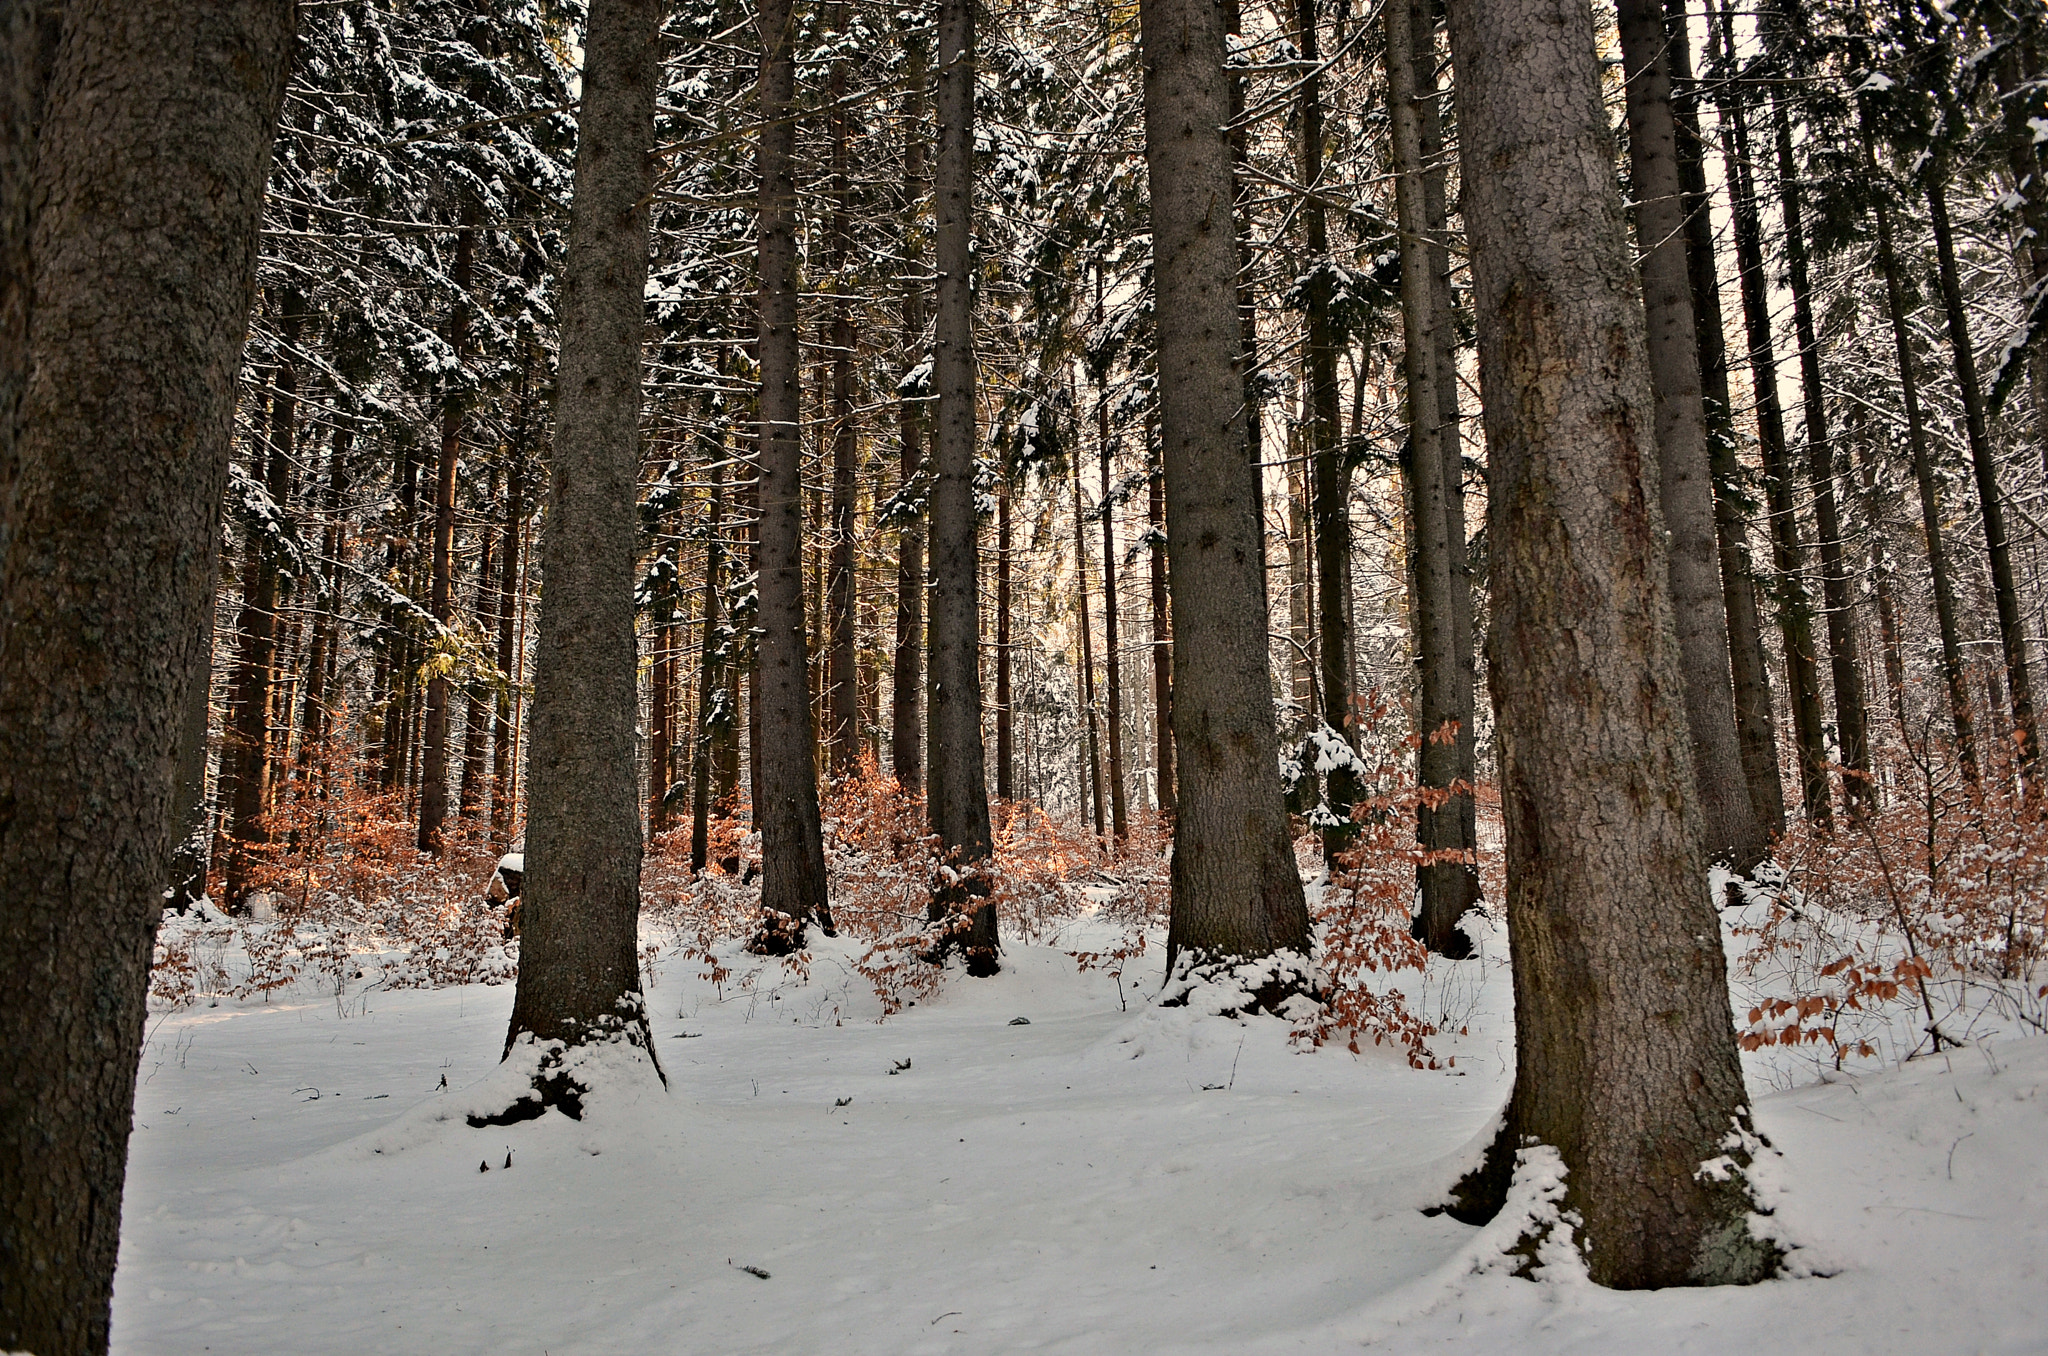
[1616,0,1764,869]
[1441,0,1774,1287]
[419,212,474,850]
[1148,450,1175,818]
[494,0,665,1097]
[752,0,831,945]
[925,0,997,970]
[0,5,293,1349]
[1137,0,1310,986]
[1928,173,2039,780]
[825,3,859,779]
[1099,421,1127,840]
[1669,0,1785,840]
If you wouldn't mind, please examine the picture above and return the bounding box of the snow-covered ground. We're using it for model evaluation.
[114,916,2047,1355]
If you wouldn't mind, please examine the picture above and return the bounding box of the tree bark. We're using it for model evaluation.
[0,5,292,1349]
[1713,33,1832,828]
[893,31,927,795]
[1138,0,1311,994]
[1669,0,1785,839]
[490,0,666,1110]
[1928,171,2039,781]
[1441,0,1775,1286]
[751,0,832,947]
[1072,445,1106,842]
[1100,395,1128,841]
[996,468,1013,801]
[1615,0,1766,868]
[925,0,997,970]
[419,209,475,851]
[691,398,729,873]
[1148,445,1175,818]
[492,367,527,838]
[825,0,859,779]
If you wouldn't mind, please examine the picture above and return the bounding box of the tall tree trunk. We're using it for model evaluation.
[751,0,832,948]
[1390,0,1477,953]
[1298,0,1358,858]
[826,0,859,778]
[996,469,1014,801]
[1928,171,2039,782]
[1872,166,1980,783]
[419,210,475,852]
[1148,444,1175,819]
[892,32,927,795]
[0,2,59,584]
[1771,95,1873,819]
[691,415,728,873]
[1072,445,1106,841]
[1410,0,1482,905]
[492,369,527,838]
[461,487,496,819]
[1713,24,1832,828]
[1615,0,1766,867]
[298,421,350,775]
[925,0,997,970]
[0,5,291,1348]
[489,0,666,1112]
[1138,0,1310,995]
[647,504,675,836]
[1441,0,1775,1286]
[1670,0,1785,838]
[1100,398,1128,841]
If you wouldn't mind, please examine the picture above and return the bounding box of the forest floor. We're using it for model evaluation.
[114,909,2046,1355]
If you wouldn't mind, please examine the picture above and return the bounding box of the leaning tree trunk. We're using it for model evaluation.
[751,0,832,948]
[1137,0,1311,998]
[925,0,998,970]
[1389,0,1476,955]
[1616,0,1766,869]
[1669,0,1785,840]
[1440,0,1776,1287]
[488,0,666,1113]
[0,6,293,1351]
[1928,170,2039,784]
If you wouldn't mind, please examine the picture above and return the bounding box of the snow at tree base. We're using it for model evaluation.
[116,903,2046,1355]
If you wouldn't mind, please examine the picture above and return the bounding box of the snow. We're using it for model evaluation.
[115,917,2047,1354]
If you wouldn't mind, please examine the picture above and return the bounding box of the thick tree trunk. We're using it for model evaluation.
[1138,0,1310,994]
[893,34,927,796]
[924,0,997,970]
[0,5,292,1349]
[419,211,474,851]
[490,0,666,1110]
[1872,176,1980,783]
[1440,0,1775,1286]
[1615,0,1766,868]
[751,0,832,948]
[1928,172,2039,782]
[1390,0,1476,955]
[1669,0,1785,839]
[1148,448,1175,818]
[0,2,58,577]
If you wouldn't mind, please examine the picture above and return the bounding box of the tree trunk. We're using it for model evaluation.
[826,1,859,779]
[1072,446,1106,841]
[1872,169,1980,783]
[419,211,474,851]
[1138,0,1311,995]
[1390,0,1476,955]
[893,32,927,796]
[996,469,1014,801]
[750,0,832,948]
[489,0,666,1112]
[1100,397,1128,842]
[925,0,997,970]
[1928,171,2039,782]
[298,421,350,776]
[1298,0,1359,859]
[647,506,675,836]
[1615,0,1766,868]
[0,2,59,579]
[0,5,291,1349]
[691,406,728,873]
[1669,0,1785,839]
[492,370,527,838]
[461,488,496,819]
[1440,0,1775,1286]
[1713,35,1832,829]
[1771,96,1873,819]
[1148,445,1175,819]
